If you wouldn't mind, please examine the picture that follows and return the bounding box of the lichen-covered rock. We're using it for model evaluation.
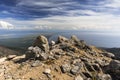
[26,46,48,60]
[70,66,80,75]
[84,62,95,72]
[31,60,43,67]
[38,53,48,60]
[107,60,120,80]
[61,64,71,73]
[71,35,80,42]
[43,68,51,74]
[33,35,49,53]
[26,46,42,59]
[97,74,112,80]
[7,55,17,60]
[92,64,101,72]
[109,60,120,70]
[57,36,69,43]
[75,75,84,80]
[102,52,115,59]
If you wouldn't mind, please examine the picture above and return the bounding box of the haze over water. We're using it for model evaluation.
[0,30,120,48]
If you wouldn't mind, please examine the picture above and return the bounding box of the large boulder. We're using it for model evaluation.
[109,60,120,70]
[57,36,69,43]
[102,52,115,59]
[26,46,41,59]
[33,35,49,53]
[26,46,48,60]
[107,60,120,80]
[71,35,80,42]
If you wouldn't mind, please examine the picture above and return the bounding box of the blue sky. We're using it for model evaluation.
[0,0,120,30]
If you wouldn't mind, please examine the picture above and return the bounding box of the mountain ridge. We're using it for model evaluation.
[0,35,119,80]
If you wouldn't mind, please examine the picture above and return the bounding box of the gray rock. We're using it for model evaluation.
[72,60,84,69]
[57,36,69,43]
[33,35,49,53]
[26,46,48,60]
[109,60,120,70]
[66,52,74,57]
[50,40,55,46]
[92,64,101,72]
[30,78,36,80]
[97,74,112,80]
[95,58,109,67]
[85,62,95,72]
[82,72,92,78]
[71,35,80,42]
[48,55,55,60]
[61,64,71,73]
[26,46,42,59]
[31,60,43,67]
[106,60,120,80]
[80,57,89,62]
[70,35,89,51]
[28,46,34,51]
[85,78,92,80]
[43,69,51,74]
[7,55,17,60]
[51,49,64,55]
[51,49,65,59]
[72,59,81,64]
[70,66,80,75]
[0,57,7,63]
[89,51,97,56]
[43,69,52,80]
[32,46,42,56]
[54,55,61,59]
[75,75,84,80]
[60,43,77,52]
[25,51,35,59]
[38,53,48,61]
[102,52,115,58]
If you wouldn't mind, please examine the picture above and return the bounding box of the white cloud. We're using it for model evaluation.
[66,10,109,16]
[17,0,76,8]
[1,14,120,31]
[18,1,53,7]
[34,25,52,30]
[16,0,77,13]
[0,21,14,29]
[1,0,120,31]
[104,0,120,8]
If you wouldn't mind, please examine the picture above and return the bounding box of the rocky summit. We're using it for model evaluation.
[0,35,120,80]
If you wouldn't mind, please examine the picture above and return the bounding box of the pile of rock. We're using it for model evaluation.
[106,60,120,80]
[24,35,120,80]
[0,35,119,80]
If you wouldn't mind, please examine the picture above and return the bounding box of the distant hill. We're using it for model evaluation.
[0,33,53,53]
[0,46,21,57]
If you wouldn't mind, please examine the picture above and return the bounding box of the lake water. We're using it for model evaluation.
[49,31,120,48]
[0,30,120,48]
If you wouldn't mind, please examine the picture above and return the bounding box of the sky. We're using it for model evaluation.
[0,0,120,31]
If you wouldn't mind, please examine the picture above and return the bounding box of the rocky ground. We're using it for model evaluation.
[0,35,120,80]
